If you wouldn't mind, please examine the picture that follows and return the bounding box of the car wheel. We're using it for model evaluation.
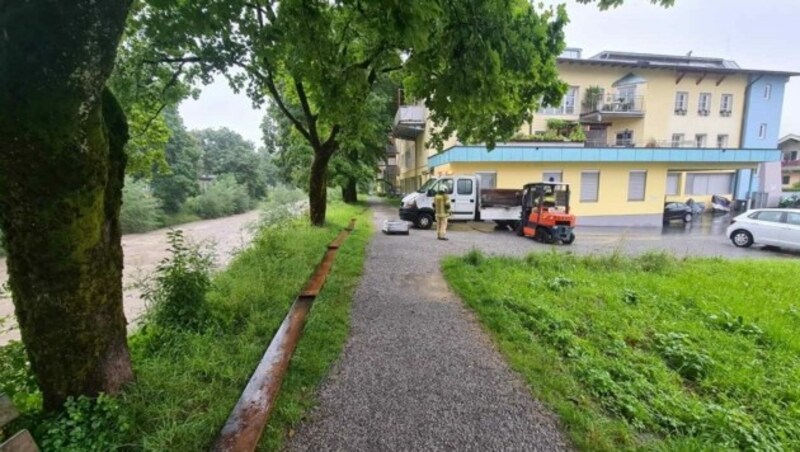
[416,213,433,230]
[683,213,693,223]
[730,229,753,248]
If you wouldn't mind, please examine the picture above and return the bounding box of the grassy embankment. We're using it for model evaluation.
[443,250,800,451]
[1,201,370,450]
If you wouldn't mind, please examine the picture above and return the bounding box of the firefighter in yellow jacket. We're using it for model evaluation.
[434,188,451,241]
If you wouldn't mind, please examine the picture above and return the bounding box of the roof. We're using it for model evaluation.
[557,50,800,77]
[779,134,800,145]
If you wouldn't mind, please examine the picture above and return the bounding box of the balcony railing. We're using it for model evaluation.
[393,106,426,140]
[783,159,800,168]
[582,94,645,115]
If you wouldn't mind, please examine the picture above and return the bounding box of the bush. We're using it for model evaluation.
[120,177,164,234]
[142,230,213,331]
[38,395,130,452]
[0,341,41,413]
[259,185,306,228]
[184,174,253,219]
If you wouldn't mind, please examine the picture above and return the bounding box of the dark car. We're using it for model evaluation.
[663,202,693,223]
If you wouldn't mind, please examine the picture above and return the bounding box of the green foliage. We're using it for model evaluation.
[443,251,800,450]
[120,177,164,234]
[259,185,307,228]
[38,395,130,452]
[142,230,213,331]
[514,120,585,143]
[193,128,269,199]
[151,107,202,213]
[568,127,587,142]
[184,175,253,219]
[0,341,41,413]
[577,0,675,10]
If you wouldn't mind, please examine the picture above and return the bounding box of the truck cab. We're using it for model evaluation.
[399,175,522,229]
[400,175,478,229]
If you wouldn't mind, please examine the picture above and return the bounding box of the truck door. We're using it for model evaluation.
[450,177,476,220]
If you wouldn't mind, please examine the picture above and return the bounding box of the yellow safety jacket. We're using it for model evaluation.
[434,193,451,217]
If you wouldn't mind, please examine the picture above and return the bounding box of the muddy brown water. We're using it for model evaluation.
[0,210,261,345]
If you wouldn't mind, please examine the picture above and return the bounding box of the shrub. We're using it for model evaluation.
[259,185,306,228]
[0,341,41,413]
[142,230,213,331]
[38,395,130,452]
[184,174,253,219]
[120,177,164,234]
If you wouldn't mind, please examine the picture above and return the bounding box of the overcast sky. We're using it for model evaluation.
[180,0,800,146]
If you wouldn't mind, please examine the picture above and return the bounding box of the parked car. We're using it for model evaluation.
[663,202,693,223]
[726,208,800,249]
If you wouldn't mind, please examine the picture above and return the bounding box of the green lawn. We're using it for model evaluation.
[1,201,370,451]
[442,250,800,451]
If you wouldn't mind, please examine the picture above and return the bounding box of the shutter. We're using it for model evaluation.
[628,171,647,201]
[580,171,600,202]
[666,173,680,196]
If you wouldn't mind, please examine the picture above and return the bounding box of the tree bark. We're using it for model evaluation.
[342,177,358,204]
[0,0,134,409]
[308,149,335,226]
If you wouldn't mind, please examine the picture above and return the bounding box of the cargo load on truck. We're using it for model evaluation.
[480,189,521,207]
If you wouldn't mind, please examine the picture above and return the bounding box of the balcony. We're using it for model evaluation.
[393,106,426,140]
[580,94,645,123]
[783,160,800,169]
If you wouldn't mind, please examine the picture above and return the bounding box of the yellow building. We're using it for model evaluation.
[393,50,795,226]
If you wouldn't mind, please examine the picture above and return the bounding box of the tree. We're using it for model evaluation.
[139,0,570,225]
[151,107,202,213]
[192,128,266,198]
[0,1,134,409]
[577,0,674,9]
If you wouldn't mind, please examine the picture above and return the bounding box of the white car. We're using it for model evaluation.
[726,208,800,249]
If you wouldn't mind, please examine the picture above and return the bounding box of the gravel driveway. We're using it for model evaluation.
[286,201,571,451]
[0,210,261,345]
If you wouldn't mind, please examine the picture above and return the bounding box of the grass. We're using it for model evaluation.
[1,201,370,450]
[442,249,800,451]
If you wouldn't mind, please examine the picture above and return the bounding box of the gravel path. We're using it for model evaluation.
[0,210,261,345]
[286,200,571,451]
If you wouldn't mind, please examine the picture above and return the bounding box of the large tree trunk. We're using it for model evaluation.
[342,177,358,204]
[0,0,134,410]
[308,150,333,226]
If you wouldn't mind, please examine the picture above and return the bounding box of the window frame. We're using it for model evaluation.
[456,178,473,195]
[627,170,647,202]
[758,123,768,139]
[764,84,772,100]
[674,91,689,115]
[698,92,712,116]
[695,134,707,148]
[580,171,600,203]
[671,133,684,147]
[720,94,733,116]
[717,134,729,148]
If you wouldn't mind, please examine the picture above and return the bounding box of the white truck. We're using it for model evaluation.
[399,174,522,229]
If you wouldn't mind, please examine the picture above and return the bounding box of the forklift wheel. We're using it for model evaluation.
[563,232,576,245]
[536,227,552,244]
[516,221,524,237]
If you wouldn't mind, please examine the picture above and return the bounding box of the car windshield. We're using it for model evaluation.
[417,178,438,193]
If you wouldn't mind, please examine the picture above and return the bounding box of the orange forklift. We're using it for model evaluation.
[516,182,576,244]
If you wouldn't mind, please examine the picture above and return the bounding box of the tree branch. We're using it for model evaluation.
[142,55,203,65]
[293,79,320,148]
[321,125,341,156]
[238,61,313,144]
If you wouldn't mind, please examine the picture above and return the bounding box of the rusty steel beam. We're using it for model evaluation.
[212,219,357,452]
[212,296,314,452]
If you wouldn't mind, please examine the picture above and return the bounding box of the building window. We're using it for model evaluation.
[758,123,768,139]
[671,133,684,147]
[456,179,473,195]
[538,86,579,115]
[542,172,562,183]
[685,172,734,195]
[666,172,681,195]
[674,92,688,115]
[628,171,647,201]
[764,83,772,100]
[783,175,791,185]
[695,134,707,148]
[717,134,729,148]
[616,130,634,147]
[476,172,497,189]
[698,93,711,116]
[580,171,600,202]
[720,94,733,116]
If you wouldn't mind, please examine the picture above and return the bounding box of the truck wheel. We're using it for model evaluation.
[416,213,433,230]
[563,232,576,245]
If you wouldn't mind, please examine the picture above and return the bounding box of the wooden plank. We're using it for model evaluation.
[0,430,38,452]
[0,395,19,429]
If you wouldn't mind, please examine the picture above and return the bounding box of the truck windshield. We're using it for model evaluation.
[417,178,437,193]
